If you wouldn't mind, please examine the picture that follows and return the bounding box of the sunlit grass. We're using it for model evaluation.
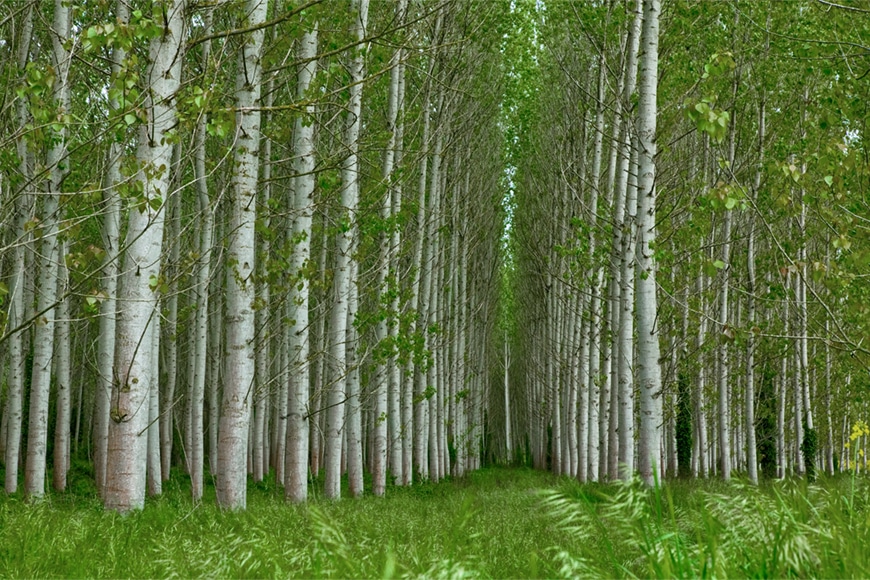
[2,464,869,578]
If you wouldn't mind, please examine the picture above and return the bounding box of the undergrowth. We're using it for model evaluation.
[1,466,869,578]
[542,473,870,578]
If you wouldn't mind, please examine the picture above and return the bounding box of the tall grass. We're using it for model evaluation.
[2,465,869,578]
[542,473,870,578]
[0,467,571,578]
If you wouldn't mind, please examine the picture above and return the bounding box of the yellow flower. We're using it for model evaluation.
[850,420,870,442]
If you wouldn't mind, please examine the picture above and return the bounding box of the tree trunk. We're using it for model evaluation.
[614,0,643,481]
[374,0,407,494]
[105,0,186,512]
[285,24,318,503]
[324,0,369,499]
[634,0,663,487]
[217,0,269,511]
[4,0,33,495]
[52,241,71,492]
[25,0,71,498]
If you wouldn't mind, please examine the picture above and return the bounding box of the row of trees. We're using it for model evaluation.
[0,0,509,511]
[2,0,870,513]
[508,0,870,486]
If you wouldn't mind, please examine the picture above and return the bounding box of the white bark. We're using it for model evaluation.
[147,311,161,496]
[190,63,213,496]
[614,0,643,481]
[105,0,185,512]
[52,242,71,492]
[324,0,369,499]
[285,25,318,503]
[346,261,364,496]
[217,0,269,510]
[25,0,71,498]
[585,51,607,482]
[374,0,407,494]
[745,98,765,485]
[634,0,663,487]
[4,0,33,494]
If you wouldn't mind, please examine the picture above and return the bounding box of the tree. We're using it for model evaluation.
[105,0,187,513]
[217,0,270,511]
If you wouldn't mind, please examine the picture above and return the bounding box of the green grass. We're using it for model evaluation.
[2,466,870,578]
[544,472,870,578]
[0,467,572,578]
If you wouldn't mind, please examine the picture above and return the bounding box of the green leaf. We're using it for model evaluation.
[824,175,833,187]
[712,260,726,270]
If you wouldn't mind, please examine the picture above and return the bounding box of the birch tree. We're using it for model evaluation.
[105,0,186,512]
[634,0,663,487]
[217,0,269,510]
[285,24,318,504]
[324,0,369,499]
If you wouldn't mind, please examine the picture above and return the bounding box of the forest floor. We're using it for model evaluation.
[1,464,870,578]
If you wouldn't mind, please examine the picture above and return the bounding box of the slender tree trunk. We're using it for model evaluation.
[745,97,765,485]
[52,242,71,492]
[373,0,407,495]
[94,0,129,495]
[615,0,643,481]
[4,1,34,495]
[188,12,214,498]
[634,0,663,487]
[346,260,364,496]
[285,25,318,503]
[25,0,71,498]
[147,313,162,496]
[695,273,709,478]
[216,0,269,511]
[208,243,223,477]
[324,0,369,499]
[105,0,186,512]
[777,273,790,478]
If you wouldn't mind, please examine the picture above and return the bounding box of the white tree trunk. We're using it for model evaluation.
[745,98,765,484]
[217,0,269,510]
[94,0,128,494]
[346,261,364,496]
[4,1,33,495]
[188,11,215,496]
[634,0,663,487]
[25,0,71,498]
[105,0,185,512]
[373,0,407,495]
[190,72,213,497]
[147,311,162,496]
[324,0,368,499]
[614,0,643,481]
[285,25,318,503]
[52,241,71,492]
